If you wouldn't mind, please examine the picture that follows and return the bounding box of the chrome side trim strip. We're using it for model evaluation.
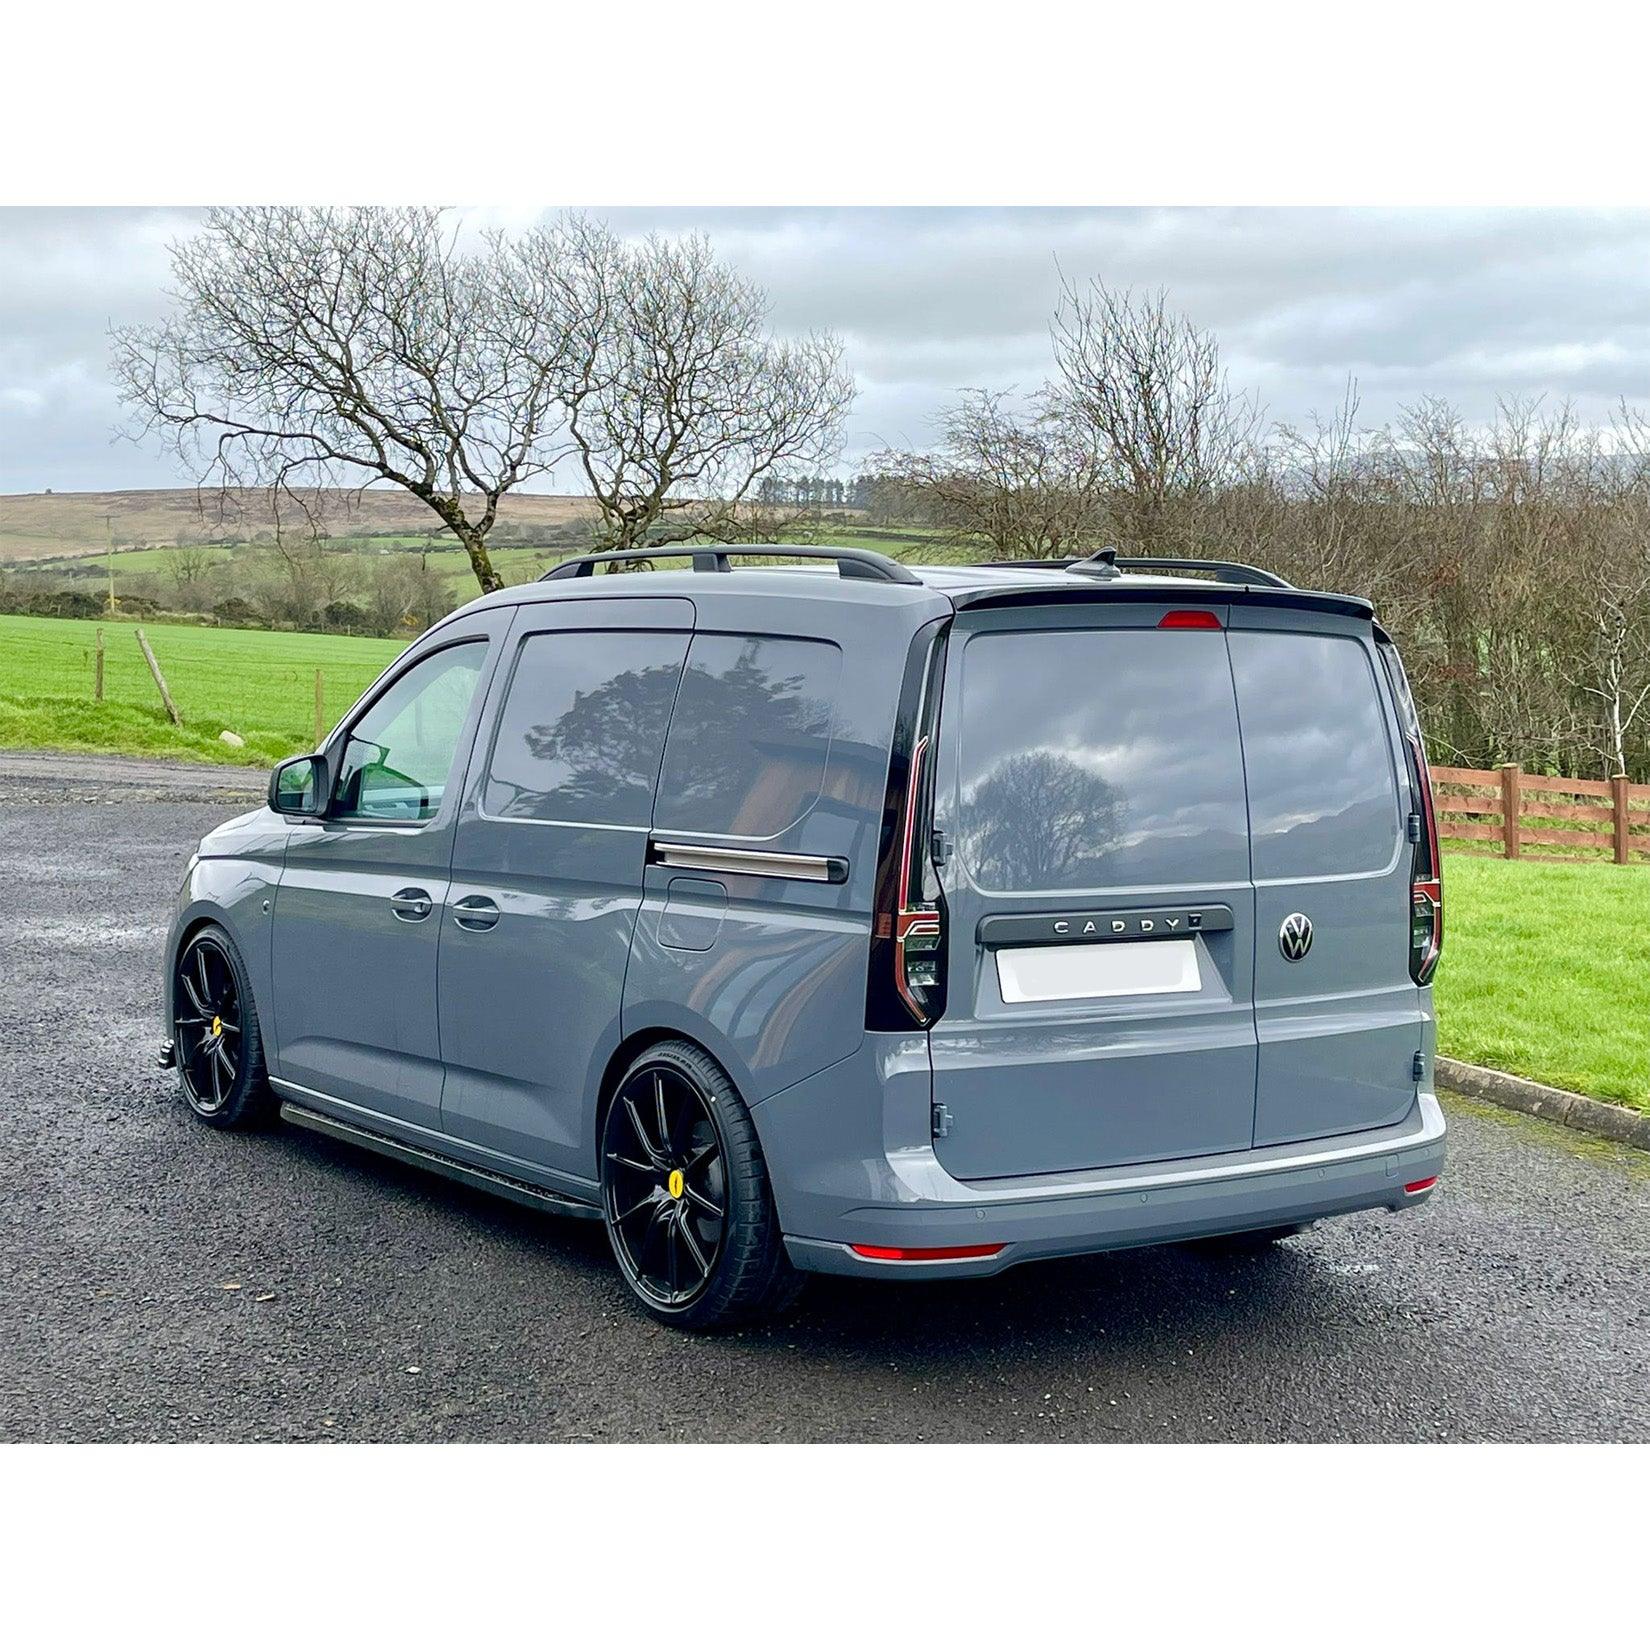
[649,841,848,884]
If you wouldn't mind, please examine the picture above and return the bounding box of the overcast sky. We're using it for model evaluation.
[5,206,1650,494]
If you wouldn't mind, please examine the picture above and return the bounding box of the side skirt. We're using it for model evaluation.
[278,1100,603,1221]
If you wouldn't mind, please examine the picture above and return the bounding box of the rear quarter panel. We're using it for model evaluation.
[622,589,946,1106]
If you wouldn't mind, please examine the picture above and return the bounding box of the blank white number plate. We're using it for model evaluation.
[995,939,1202,1004]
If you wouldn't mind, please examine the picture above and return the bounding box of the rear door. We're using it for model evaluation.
[1228,611,1421,1146]
[436,597,694,1179]
[927,602,1260,1180]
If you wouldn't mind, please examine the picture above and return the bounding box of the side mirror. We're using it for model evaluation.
[269,753,330,818]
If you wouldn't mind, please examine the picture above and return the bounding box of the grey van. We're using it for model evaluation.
[160,545,1446,1329]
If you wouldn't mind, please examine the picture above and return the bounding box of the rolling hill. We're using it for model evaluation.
[0,488,595,563]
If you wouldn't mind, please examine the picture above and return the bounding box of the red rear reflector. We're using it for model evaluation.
[849,1243,1006,1262]
[1403,1176,1438,1195]
[1157,610,1222,630]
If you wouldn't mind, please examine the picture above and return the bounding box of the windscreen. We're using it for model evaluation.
[956,627,1249,892]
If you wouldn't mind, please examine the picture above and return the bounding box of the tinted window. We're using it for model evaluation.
[483,630,689,826]
[1230,631,1400,878]
[957,628,1248,891]
[655,634,841,838]
[333,642,487,822]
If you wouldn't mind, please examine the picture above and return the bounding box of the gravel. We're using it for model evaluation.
[2,763,1646,1442]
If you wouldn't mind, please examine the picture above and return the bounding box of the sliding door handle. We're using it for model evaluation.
[452,894,501,932]
[390,887,433,923]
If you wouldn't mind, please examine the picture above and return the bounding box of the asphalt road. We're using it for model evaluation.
[3,758,1646,1443]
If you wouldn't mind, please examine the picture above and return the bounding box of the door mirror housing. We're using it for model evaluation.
[269,753,330,818]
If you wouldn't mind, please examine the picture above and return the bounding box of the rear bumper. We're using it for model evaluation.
[769,1055,1446,1280]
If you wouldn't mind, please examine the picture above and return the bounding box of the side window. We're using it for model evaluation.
[1229,631,1401,878]
[332,642,488,823]
[483,629,690,825]
[654,634,842,839]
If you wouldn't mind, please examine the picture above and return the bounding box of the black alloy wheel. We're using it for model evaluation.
[601,1060,729,1310]
[176,933,244,1115]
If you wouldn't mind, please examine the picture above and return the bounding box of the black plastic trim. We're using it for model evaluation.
[978,905,1235,947]
[279,1101,603,1220]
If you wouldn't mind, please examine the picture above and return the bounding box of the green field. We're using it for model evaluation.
[6,611,1644,1111]
[0,614,404,766]
[1435,854,1649,1110]
[26,540,559,598]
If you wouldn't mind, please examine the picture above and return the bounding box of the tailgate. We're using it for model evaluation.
[926,601,1259,1179]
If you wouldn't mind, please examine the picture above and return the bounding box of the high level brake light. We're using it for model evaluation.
[1157,609,1223,630]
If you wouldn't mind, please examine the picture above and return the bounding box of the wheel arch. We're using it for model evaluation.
[164,902,269,1046]
[591,1023,770,1158]
[164,909,228,1023]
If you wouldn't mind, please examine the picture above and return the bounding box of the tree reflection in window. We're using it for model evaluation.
[484,632,689,826]
[656,635,840,838]
[962,750,1125,889]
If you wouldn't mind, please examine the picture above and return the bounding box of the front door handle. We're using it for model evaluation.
[390,887,433,923]
[452,894,501,932]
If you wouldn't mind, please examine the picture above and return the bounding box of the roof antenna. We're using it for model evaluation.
[1070,546,1122,580]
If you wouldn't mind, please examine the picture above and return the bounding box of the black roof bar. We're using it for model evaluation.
[538,545,924,586]
[979,546,1293,590]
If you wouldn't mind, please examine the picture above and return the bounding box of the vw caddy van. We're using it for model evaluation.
[161,546,1446,1328]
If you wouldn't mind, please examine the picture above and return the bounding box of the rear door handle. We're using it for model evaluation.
[390,887,433,923]
[452,894,501,932]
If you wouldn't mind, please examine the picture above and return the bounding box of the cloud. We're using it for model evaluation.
[6,205,1650,492]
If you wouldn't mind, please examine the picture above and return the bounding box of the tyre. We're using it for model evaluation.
[172,923,275,1130]
[599,1039,801,1331]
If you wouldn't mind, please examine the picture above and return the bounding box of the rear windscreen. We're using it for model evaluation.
[956,627,1249,892]
[1228,631,1401,878]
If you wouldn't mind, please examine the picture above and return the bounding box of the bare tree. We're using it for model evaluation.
[1555,408,1650,776]
[506,218,854,552]
[361,555,427,637]
[1051,279,1263,555]
[874,388,1105,560]
[112,207,568,594]
[163,540,216,600]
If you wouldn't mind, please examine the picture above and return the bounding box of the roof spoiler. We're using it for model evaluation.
[953,581,1374,622]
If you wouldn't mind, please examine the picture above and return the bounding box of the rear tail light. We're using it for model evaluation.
[850,1243,1005,1262]
[1379,636,1443,987]
[1410,870,1442,986]
[1407,732,1443,985]
[892,735,944,1018]
[867,623,949,1031]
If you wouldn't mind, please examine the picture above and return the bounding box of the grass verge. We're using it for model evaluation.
[0,613,403,766]
[1435,853,1649,1111]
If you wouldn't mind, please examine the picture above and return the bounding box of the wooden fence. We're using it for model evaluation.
[1432,763,1650,864]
